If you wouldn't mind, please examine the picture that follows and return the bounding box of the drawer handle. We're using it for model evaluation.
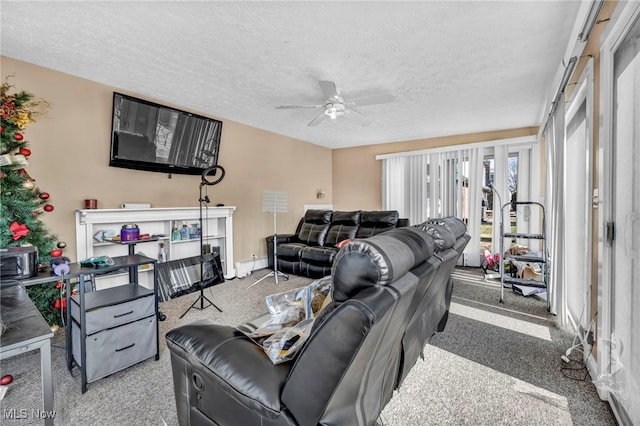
[116,343,135,352]
[113,310,134,318]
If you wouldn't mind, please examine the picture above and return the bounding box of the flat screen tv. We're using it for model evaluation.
[109,92,222,176]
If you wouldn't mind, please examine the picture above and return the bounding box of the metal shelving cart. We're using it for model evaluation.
[499,201,547,304]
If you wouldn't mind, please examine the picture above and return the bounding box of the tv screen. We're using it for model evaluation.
[109,92,222,175]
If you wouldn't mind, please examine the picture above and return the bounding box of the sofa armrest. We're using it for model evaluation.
[266,233,297,269]
[266,233,297,244]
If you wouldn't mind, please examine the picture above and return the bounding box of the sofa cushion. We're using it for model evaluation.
[324,210,362,247]
[304,209,333,223]
[277,243,306,261]
[297,210,332,246]
[413,221,456,252]
[331,227,434,302]
[299,264,333,279]
[301,246,339,266]
[355,210,399,238]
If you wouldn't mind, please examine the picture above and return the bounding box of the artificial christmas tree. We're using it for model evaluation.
[1,78,65,326]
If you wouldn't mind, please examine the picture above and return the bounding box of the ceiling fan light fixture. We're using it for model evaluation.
[277,80,393,126]
[324,103,345,119]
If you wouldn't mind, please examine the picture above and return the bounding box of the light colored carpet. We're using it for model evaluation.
[0,268,616,425]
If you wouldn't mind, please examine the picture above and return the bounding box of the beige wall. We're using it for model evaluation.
[332,127,538,212]
[1,57,543,270]
[1,57,332,264]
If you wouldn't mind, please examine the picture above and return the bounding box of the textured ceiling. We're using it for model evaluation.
[1,1,581,149]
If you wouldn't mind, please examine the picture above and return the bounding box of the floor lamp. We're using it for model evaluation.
[251,190,289,287]
[180,165,225,319]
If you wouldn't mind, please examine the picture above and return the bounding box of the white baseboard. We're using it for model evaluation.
[235,257,268,278]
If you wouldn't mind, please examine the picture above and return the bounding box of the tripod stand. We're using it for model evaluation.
[180,165,225,319]
[250,190,289,288]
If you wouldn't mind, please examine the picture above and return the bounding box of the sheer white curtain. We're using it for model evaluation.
[381,155,428,223]
[381,147,485,267]
[544,99,566,321]
[382,151,468,225]
[492,145,510,253]
[381,138,541,270]
[465,147,484,267]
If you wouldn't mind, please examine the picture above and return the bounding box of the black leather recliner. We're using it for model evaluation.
[267,209,408,278]
[166,217,469,426]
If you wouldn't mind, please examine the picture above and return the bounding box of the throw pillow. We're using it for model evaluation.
[336,238,352,249]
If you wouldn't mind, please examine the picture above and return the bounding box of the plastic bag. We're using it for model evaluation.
[263,319,314,364]
[262,286,306,330]
[239,308,304,339]
[265,275,332,321]
[237,277,334,363]
[302,276,332,319]
[266,286,306,314]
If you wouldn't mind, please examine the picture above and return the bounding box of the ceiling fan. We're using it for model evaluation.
[276,80,394,127]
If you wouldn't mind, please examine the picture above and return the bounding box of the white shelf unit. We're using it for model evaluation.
[75,207,236,289]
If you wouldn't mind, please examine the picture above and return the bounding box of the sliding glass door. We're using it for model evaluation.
[610,12,640,425]
[564,60,593,335]
[600,5,640,424]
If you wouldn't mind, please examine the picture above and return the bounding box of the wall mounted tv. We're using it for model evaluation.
[110,92,222,176]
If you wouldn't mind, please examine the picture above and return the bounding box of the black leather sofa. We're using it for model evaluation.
[166,217,470,426]
[266,209,409,278]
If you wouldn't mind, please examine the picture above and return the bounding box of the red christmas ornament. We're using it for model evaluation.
[53,297,68,311]
[51,248,63,257]
[43,204,54,212]
[0,125,3,133]
[9,221,29,240]
[14,133,23,141]
[39,192,50,200]
[19,147,31,157]
[55,281,64,289]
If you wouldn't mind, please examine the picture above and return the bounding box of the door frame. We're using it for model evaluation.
[564,57,594,336]
[597,0,640,415]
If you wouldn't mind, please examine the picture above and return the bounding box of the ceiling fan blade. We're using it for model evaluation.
[345,93,394,108]
[276,104,323,109]
[318,80,339,100]
[345,108,373,127]
[308,111,327,127]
